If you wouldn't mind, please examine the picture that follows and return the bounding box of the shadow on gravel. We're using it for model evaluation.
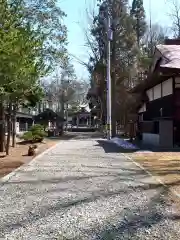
[47,132,103,141]
[1,173,180,238]
[96,140,138,153]
[72,132,103,140]
[96,187,179,239]
[1,148,180,238]
[47,134,76,140]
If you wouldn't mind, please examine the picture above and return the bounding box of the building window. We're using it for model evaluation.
[153,84,161,100]
[175,77,180,83]
[162,78,172,96]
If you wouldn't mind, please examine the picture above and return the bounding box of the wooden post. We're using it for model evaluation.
[25,122,28,131]
[77,116,79,127]
[12,104,17,147]
[6,102,12,155]
[0,98,5,152]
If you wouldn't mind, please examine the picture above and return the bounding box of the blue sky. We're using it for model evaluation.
[59,0,170,79]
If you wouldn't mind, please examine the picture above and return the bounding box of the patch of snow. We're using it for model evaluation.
[109,137,139,150]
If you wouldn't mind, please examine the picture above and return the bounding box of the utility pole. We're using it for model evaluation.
[111,21,117,138]
[106,12,112,140]
[149,0,153,56]
[61,79,70,131]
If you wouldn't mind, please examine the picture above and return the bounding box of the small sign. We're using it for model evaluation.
[108,28,113,41]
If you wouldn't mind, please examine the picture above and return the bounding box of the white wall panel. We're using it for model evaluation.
[153,84,161,100]
[175,77,180,83]
[162,78,172,96]
[175,77,180,88]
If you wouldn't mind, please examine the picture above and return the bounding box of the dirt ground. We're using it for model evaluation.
[128,151,180,196]
[0,138,60,178]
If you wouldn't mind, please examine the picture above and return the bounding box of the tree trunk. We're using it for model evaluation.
[12,104,17,147]
[0,97,5,152]
[38,102,41,113]
[5,102,12,155]
[60,87,65,133]
[65,103,68,131]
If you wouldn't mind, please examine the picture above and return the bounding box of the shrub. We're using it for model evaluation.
[21,124,47,143]
[22,131,33,141]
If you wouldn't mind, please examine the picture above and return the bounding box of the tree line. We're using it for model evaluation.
[0,0,86,155]
[85,0,180,136]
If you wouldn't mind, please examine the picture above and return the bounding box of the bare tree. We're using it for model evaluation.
[69,79,89,108]
[42,74,89,111]
[167,0,180,37]
[139,23,168,72]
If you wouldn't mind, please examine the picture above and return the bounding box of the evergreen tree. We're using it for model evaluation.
[88,0,137,134]
[130,0,147,46]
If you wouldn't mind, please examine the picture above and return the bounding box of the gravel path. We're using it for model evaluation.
[0,137,180,239]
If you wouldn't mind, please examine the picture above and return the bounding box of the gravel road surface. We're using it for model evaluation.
[0,135,180,239]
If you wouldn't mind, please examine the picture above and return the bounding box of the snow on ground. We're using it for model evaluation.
[110,137,139,150]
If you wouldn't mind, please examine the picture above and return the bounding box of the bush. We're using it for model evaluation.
[21,124,47,143]
[22,131,33,141]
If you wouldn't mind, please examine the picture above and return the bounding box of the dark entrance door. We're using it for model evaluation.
[173,120,180,146]
[174,89,180,146]
[159,120,173,148]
